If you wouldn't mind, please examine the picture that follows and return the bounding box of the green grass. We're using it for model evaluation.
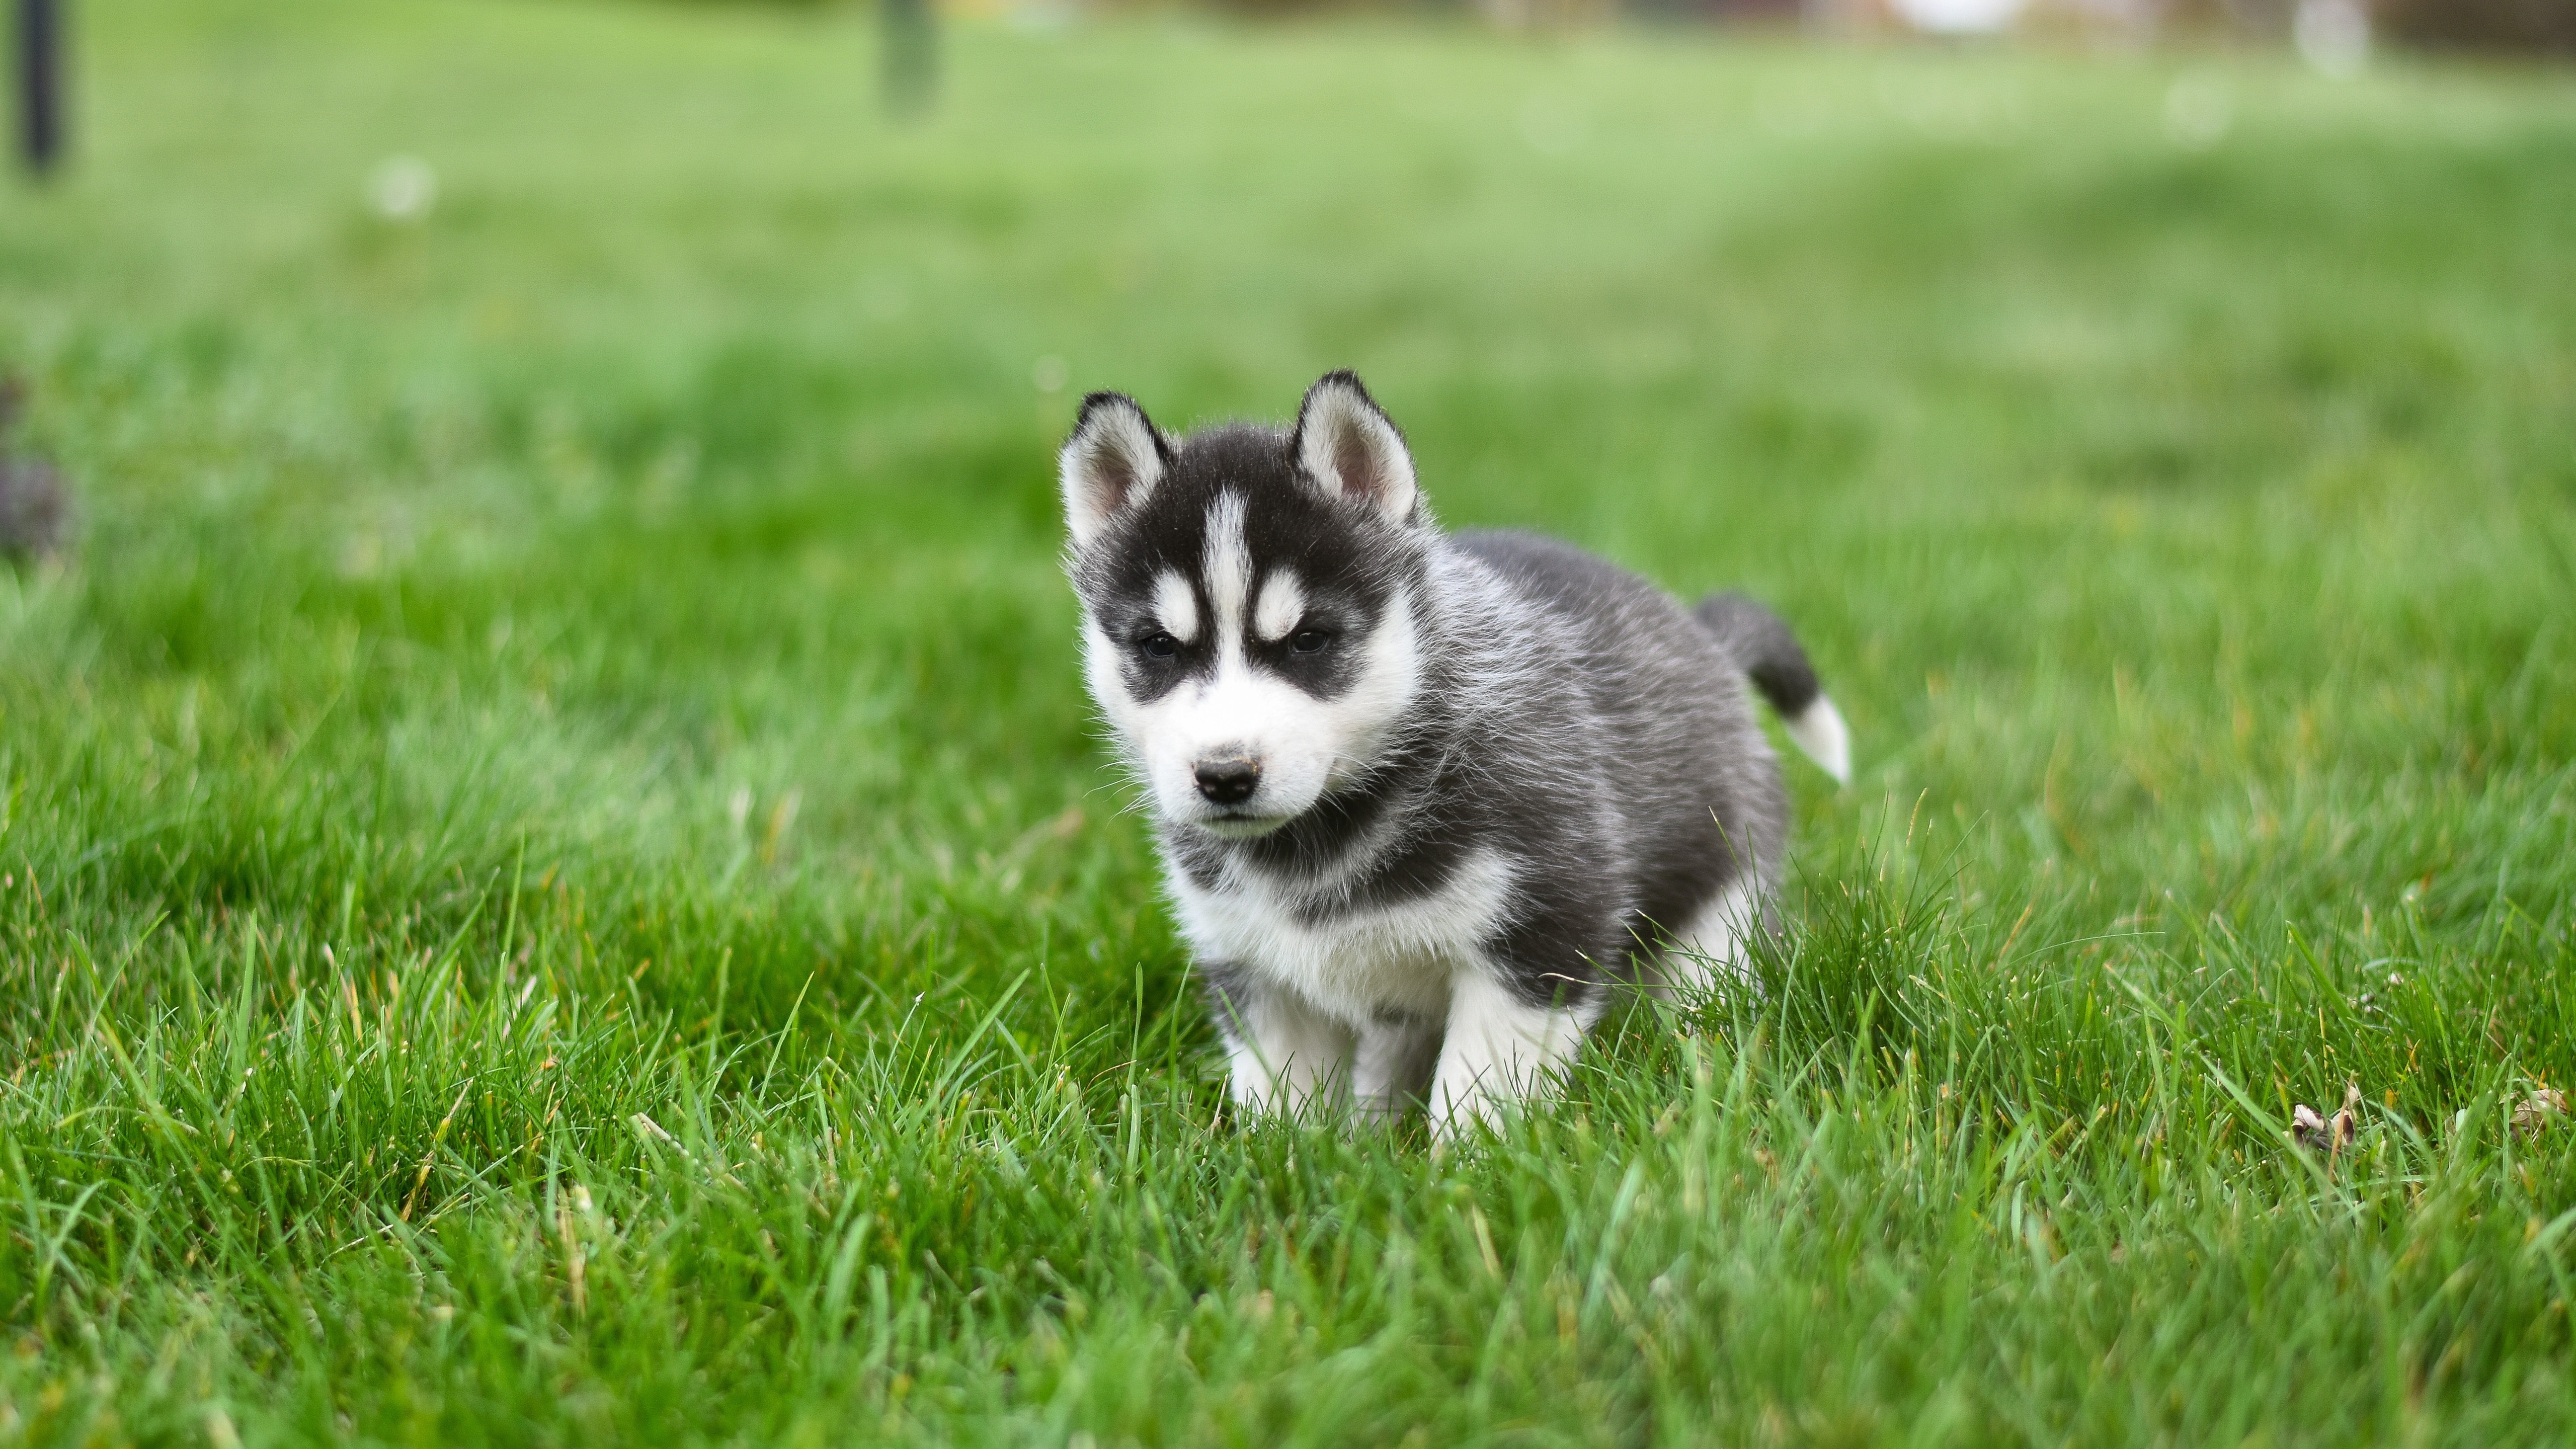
[4,1,2575,1442]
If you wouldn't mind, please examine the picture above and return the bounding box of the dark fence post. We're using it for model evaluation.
[17,0,62,174]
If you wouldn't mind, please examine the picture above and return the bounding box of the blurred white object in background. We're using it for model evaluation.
[2162,71,2233,150]
[1006,0,1077,33]
[2294,0,2371,76]
[1518,94,1588,156]
[1888,0,2028,34]
[368,156,439,222]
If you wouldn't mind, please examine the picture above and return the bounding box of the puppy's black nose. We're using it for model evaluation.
[1194,757,1260,806]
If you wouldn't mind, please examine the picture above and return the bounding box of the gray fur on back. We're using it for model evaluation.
[1455,530,1789,938]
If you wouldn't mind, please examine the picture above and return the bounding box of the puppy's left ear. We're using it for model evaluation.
[1291,371,1417,525]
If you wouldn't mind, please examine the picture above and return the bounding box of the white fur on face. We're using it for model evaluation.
[1202,493,1252,643]
[1085,494,1423,838]
[1253,569,1306,643]
[1152,569,1199,645]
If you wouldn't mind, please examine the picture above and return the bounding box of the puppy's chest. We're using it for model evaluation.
[1166,847,1516,1025]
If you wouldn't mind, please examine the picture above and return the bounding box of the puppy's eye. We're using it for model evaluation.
[1289,628,1332,655]
[1139,632,1180,660]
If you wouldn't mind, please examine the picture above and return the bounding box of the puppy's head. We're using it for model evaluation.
[1061,371,1430,839]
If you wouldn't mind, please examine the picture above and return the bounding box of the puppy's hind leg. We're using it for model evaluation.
[1212,973,1353,1120]
[1650,877,1761,1005]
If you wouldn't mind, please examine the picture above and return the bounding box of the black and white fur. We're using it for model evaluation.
[1061,371,1849,1137]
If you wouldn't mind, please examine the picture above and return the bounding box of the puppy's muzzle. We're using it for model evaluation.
[1193,756,1261,806]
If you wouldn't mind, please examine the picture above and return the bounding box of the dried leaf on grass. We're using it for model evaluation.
[2513,1087,2567,1138]
[2291,1081,2363,1156]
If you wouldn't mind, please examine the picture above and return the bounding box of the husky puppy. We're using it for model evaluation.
[1060,371,1848,1136]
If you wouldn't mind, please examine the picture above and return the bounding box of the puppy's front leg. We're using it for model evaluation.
[1429,969,1589,1140]
[1211,972,1352,1119]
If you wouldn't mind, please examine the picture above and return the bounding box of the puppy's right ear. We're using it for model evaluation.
[1059,392,1169,552]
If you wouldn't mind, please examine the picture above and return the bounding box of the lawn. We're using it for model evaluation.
[3,0,2574,1442]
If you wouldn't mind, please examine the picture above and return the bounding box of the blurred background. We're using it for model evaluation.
[3,3,2573,1440]
[2,0,2573,1423]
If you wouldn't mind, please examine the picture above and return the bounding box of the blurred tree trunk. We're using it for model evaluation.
[882,0,932,117]
[16,0,65,173]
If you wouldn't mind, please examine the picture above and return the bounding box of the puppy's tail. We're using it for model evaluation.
[1693,592,1850,785]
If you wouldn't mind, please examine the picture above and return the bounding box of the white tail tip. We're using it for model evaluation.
[1786,695,1851,785]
